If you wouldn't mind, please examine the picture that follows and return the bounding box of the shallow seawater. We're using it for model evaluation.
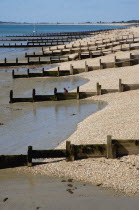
[0,71,106,155]
[0,99,105,155]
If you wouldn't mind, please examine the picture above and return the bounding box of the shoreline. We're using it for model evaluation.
[0,23,134,26]
[15,26,139,196]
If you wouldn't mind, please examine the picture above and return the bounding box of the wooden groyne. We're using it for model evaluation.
[0,56,71,67]
[9,86,94,103]
[9,79,139,104]
[1,135,139,168]
[12,68,71,78]
[11,53,139,77]
[0,42,67,48]
[0,38,138,67]
[25,36,138,58]
[0,37,86,42]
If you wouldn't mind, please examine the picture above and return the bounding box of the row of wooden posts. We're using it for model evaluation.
[1,40,139,67]
[0,27,129,48]
[27,136,139,166]
[26,36,136,51]
[9,86,82,103]
[11,52,139,78]
[0,37,84,42]
[25,36,138,58]
[1,135,139,168]
[9,79,139,104]
[0,33,134,43]
[1,38,139,67]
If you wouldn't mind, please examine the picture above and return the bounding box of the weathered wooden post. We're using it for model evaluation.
[42,67,44,76]
[89,51,93,58]
[70,64,74,75]
[111,44,113,53]
[66,141,74,161]
[27,69,29,77]
[57,67,60,77]
[119,79,124,92]
[9,90,13,103]
[54,87,57,95]
[12,70,15,78]
[85,61,89,72]
[39,57,41,63]
[42,47,44,54]
[54,87,58,101]
[78,52,81,60]
[77,86,80,100]
[50,57,52,64]
[99,59,103,69]
[96,82,102,95]
[129,42,131,51]
[27,146,33,167]
[32,89,36,102]
[16,58,18,64]
[107,135,113,159]
[114,56,117,67]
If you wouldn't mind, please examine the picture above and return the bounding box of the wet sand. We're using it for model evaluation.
[0,169,139,210]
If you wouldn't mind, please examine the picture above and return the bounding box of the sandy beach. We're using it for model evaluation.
[12,26,139,196]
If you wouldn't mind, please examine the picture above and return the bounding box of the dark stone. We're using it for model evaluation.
[68,179,73,182]
[3,197,8,202]
[67,184,73,187]
[66,189,74,194]
[61,179,66,182]
[97,183,102,187]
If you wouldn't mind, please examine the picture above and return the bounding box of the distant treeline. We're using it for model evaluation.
[112,20,139,23]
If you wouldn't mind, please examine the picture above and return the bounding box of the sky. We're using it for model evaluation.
[0,0,139,23]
